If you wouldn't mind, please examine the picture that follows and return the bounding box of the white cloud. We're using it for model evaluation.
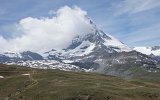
[0,36,8,51]
[0,6,93,53]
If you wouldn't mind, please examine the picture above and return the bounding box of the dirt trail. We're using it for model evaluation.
[123,85,144,89]
[5,71,38,100]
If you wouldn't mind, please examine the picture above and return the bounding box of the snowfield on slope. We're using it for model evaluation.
[134,47,160,56]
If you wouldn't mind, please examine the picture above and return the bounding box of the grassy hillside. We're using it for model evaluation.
[103,63,160,83]
[0,64,160,100]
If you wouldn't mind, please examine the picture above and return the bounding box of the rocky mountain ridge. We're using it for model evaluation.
[0,19,159,78]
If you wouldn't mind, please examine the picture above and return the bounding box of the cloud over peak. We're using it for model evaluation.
[0,6,93,53]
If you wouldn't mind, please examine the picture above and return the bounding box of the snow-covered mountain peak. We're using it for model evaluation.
[44,20,131,58]
[65,26,131,54]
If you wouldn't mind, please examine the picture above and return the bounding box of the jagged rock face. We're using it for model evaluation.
[82,30,111,45]
[66,31,109,50]
[21,51,43,60]
[91,51,159,78]
[47,55,62,62]
[65,33,116,58]
[0,55,10,63]
[155,56,160,62]
[66,29,127,53]
[151,46,160,51]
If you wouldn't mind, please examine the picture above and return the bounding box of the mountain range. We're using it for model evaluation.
[0,19,159,79]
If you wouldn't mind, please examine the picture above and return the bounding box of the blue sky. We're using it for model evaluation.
[0,0,160,47]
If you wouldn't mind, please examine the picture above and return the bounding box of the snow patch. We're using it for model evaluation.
[134,47,160,56]
[61,40,95,56]
[0,76,4,78]
[63,60,74,63]
[22,74,30,76]
[103,34,131,52]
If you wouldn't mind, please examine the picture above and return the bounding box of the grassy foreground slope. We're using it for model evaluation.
[0,64,160,100]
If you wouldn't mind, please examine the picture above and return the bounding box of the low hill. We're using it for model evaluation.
[0,64,160,100]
